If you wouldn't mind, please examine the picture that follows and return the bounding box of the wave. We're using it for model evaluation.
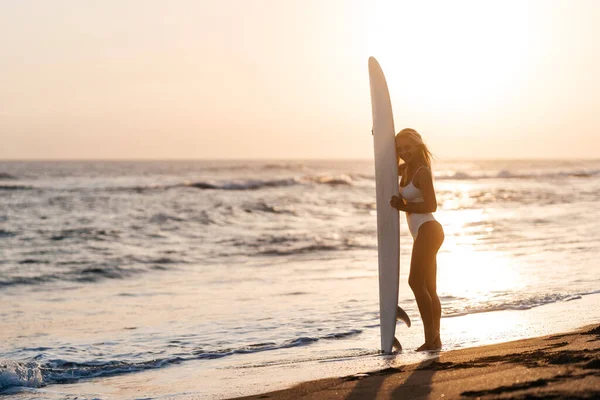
[261,163,307,171]
[7,167,597,195]
[438,185,597,208]
[0,274,61,287]
[192,163,307,173]
[149,213,185,224]
[436,168,600,181]
[0,173,17,180]
[0,255,185,288]
[443,290,600,318]
[243,202,297,215]
[49,227,121,242]
[0,360,43,391]
[104,184,169,193]
[0,229,16,238]
[0,265,138,288]
[185,178,299,191]
[256,241,374,256]
[185,175,354,191]
[0,329,362,391]
[218,233,374,258]
[306,175,354,186]
[0,172,356,194]
[0,185,33,191]
[258,244,344,256]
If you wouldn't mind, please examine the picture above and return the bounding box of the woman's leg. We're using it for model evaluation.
[431,223,444,339]
[409,230,435,347]
[409,221,444,349]
[426,258,442,348]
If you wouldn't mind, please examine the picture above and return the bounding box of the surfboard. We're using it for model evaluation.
[368,57,410,353]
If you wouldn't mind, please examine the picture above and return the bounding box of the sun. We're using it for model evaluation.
[354,1,538,115]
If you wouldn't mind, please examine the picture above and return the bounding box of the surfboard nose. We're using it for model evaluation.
[368,56,379,69]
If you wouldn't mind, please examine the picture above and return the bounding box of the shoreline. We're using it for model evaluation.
[232,323,600,400]
[22,292,598,399]
[1,296,598,400]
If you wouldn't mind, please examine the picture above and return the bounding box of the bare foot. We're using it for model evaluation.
[416,342,429,351]
[416,336,442,352]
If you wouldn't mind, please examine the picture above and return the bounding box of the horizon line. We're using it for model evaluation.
[1,157,599,162]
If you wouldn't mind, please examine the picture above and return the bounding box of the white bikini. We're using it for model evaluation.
[399,166,437,240]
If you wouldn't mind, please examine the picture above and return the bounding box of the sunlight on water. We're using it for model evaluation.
[437,207,529,316]
[439,182,477,210]
[439,207,489,236]
[438,248,522,303]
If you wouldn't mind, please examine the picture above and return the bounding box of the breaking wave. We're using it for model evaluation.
[184,175,354,191]
[443,290,600,318]
[0,173,17,180]
[436,168,600,181]
[0,328,362,391]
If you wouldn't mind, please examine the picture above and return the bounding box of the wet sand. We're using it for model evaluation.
[233,324,600,400]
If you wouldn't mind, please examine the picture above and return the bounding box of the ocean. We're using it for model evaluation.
[1,159,599,399]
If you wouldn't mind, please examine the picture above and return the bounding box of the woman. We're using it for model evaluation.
[390,128,444,351]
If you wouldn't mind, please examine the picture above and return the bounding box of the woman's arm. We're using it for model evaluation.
[394,167,437,213]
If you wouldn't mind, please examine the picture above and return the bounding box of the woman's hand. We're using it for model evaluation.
[390,195,405,211]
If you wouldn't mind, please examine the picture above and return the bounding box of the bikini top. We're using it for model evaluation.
[399,166,426,203]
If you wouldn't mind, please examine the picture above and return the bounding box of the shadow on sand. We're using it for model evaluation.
[345,354,439,400]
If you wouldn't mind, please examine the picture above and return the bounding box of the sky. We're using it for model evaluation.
[1,0,599,160]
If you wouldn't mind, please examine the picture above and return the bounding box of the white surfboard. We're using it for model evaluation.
[368,57,409,353]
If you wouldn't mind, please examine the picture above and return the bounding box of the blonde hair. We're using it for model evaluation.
[396,128,434,167]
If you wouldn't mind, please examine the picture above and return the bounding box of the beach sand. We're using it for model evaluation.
[233,324,600,400]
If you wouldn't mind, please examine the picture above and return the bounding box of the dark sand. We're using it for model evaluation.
[233,324,600,399]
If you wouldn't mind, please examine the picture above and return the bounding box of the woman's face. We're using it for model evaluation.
[396,136,418,163]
